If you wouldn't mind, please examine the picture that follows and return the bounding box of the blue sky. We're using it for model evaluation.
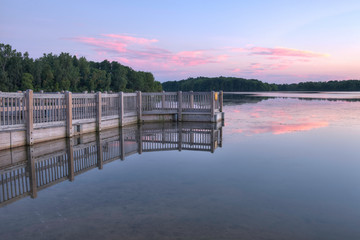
[1,0,360,83]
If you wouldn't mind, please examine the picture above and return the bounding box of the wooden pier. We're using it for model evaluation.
[0,90,224,150]
[0,122,223,207]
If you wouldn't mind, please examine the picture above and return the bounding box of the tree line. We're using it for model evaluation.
[162,76,360,92]
[162,77,278,91]
[0,43,162,92]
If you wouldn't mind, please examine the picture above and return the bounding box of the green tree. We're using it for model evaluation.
[21,73,34,90]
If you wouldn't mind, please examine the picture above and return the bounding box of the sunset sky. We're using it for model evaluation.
[1,0,360,83]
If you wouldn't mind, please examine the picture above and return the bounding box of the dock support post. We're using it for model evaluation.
[119,91,124,127]
[27,145,37,198]
[137,124,143,154]
[65,91,73,137]
[137,91,142,123]
[25,89,34,145]
[119,127,125,160]
[211,129,215,153]
[219,90,223,112]
[211,91,215,122]
[178,91,182,121]
[66,137,75,181]
[178,122,182,151]
[96,133,103,169]
[96,92,102,132]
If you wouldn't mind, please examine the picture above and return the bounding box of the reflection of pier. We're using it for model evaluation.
[0,122,222,207]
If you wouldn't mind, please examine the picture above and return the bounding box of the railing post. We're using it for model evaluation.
[190,91,194,109]
[211,91,215,122]
[137,91,142,123]
[162,91,166,109]
[219,90,223,112]
[25,89,34,145]
[83,91,88,118]
[119,91,124,127]
[96,92,102,132]
[178,91,182,122]
[65,91,73,137]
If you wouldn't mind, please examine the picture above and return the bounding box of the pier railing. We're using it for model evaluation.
[0,92,26,128]
[0,122,223,206]
[0,90,223,149]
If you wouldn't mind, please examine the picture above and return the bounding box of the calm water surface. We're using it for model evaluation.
[1,92,360,240]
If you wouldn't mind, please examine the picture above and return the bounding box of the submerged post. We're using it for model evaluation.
[27,146,37,198]
[25,89,34,145]
[96,133,103,169]
[138,124,143,154]
[96,92,102,132]
[65,91,73,137]
[219,90,223,112]
[66,137,75,181]
[119,127,125,160]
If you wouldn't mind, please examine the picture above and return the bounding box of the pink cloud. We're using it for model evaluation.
[75,37,127,52]
[172,51,208,66]
[73,34,226,69]
[250,47,329,58]
[101,34,158,45]
[231,48,246,52]
[250,63,262,69]
[232,68,242,73]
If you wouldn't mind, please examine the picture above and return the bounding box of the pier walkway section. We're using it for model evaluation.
[0,90,224,149]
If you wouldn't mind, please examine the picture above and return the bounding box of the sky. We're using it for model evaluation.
[1,0,360,83]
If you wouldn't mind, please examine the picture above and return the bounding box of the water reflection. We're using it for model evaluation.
[224,93,360,136]
[0,122,223,207]
[225,91,360,103]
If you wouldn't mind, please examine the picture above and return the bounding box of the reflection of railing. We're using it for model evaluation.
[0,122,223,207]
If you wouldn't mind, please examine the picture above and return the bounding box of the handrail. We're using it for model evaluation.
[0,90,223,149]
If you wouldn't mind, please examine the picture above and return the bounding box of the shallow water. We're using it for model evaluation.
[1,92,360,240]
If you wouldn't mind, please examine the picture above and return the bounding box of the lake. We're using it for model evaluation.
[1,92,360,240]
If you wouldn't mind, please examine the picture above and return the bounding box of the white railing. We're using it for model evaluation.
[102,93,120,118]
[123,93,137,116]
[0,92,26,127]
[33,93,66,124]
[0,90,223,148]
[72,93,97,120]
